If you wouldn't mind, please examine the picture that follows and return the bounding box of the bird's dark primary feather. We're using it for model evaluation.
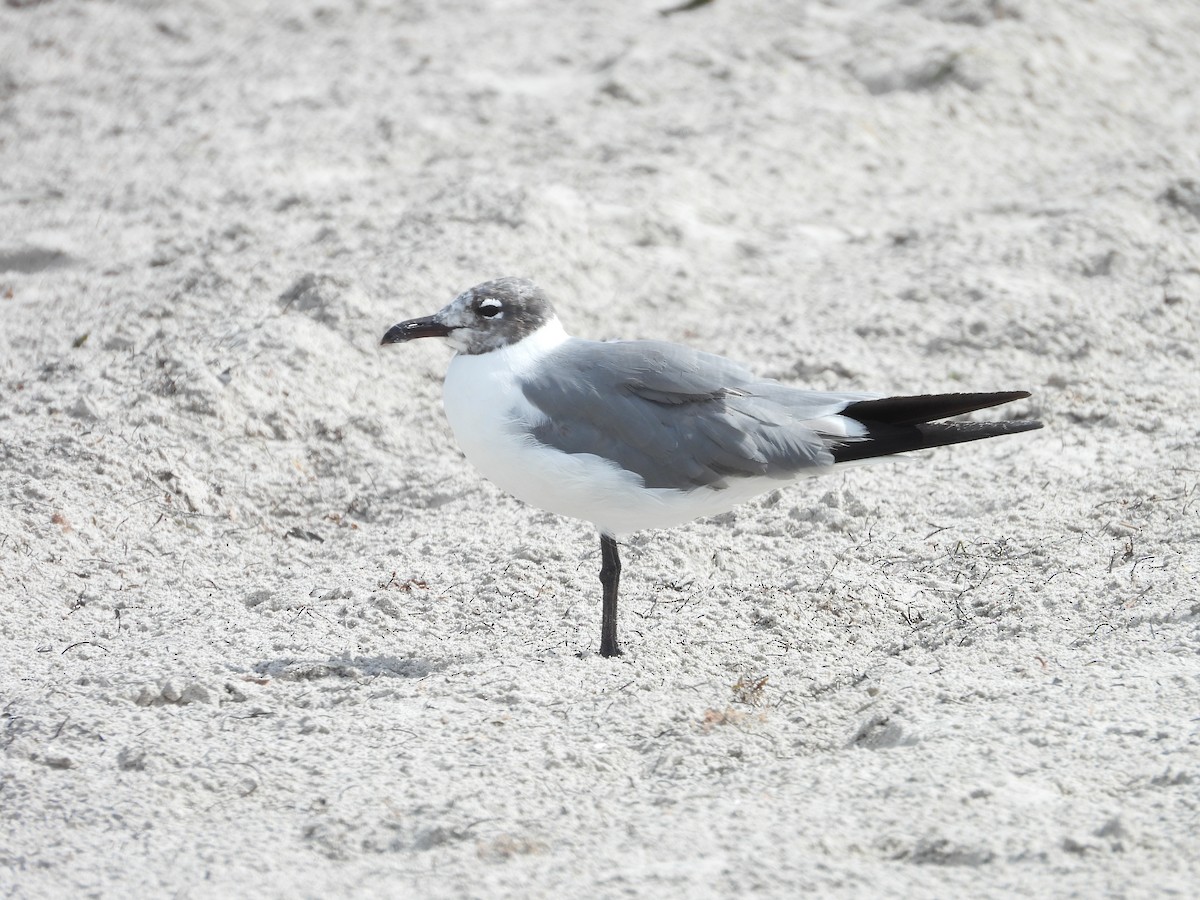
[838,391,1031,427]
[831,392,1041,463]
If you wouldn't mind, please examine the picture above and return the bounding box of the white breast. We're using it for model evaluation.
[440,319,805,536]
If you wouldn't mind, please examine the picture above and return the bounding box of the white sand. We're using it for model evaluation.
[2,0,1198,896]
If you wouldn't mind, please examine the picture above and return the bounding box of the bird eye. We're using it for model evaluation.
[477,298,503,318]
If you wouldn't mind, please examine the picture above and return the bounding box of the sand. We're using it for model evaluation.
[2,0,1198,896]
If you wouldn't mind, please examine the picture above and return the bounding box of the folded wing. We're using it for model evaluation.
[521,340,1041,491]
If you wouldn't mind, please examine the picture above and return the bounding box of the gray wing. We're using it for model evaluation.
[521,339,871,491]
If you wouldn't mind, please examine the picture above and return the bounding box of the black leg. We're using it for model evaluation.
[599,533,623,657]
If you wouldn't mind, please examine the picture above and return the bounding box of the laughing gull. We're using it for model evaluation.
[382,277,1042,657]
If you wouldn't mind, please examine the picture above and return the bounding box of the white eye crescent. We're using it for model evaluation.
[477,298,503,318]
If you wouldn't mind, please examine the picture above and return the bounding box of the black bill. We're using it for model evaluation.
[381,315,453,345]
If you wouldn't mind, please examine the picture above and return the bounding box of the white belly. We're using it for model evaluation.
[439,321,797,537]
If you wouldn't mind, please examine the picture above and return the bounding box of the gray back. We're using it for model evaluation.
[521,339,870,491]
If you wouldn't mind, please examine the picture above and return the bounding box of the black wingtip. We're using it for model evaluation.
[840,391,1033,427]
[831,418,1042,464]
[830,391,1042,464]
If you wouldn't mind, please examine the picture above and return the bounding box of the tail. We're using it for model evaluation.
[830,391,1042,464]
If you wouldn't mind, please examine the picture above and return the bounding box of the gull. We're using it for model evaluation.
[382,277,1042,657]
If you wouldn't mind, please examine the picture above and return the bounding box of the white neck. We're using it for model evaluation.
[468,315,570,374]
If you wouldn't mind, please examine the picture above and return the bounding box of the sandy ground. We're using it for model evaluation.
[2,0,1199,897]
